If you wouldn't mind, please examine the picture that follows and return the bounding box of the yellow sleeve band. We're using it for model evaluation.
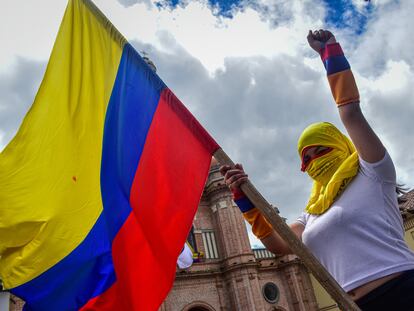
[243,208,273,239]
[327,69,360,106]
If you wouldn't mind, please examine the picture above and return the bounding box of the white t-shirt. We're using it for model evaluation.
[295,151,414,292]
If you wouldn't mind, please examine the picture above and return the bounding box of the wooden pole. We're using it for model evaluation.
[213,148,361,311]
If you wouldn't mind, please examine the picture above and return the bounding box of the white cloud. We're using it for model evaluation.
[93,0,326,71]
[356,59,414,187]
[0,1,67,73]
[350,0,414,188]
[117,0,152,8]
[365,60,411,93]
[0,57,45,148]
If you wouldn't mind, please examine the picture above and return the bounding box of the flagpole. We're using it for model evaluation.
[213,148,361,311]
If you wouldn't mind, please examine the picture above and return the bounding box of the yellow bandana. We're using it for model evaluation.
[297,122,359,215]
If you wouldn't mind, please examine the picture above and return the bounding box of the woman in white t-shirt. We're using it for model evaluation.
[220,30,414,311]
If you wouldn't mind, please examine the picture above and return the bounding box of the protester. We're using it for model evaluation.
[220,30,414,310]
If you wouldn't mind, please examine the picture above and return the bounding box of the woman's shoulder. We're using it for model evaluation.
[358,150,396,184]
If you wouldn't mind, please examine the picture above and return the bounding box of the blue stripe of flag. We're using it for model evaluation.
[100,43,166,239]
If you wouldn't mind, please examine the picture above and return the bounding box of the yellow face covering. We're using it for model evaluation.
[297,122,359,215]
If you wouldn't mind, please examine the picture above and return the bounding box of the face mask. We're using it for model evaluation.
[306,150,346,185]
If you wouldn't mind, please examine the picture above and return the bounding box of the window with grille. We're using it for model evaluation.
[253,248,275,259]
[201,230,219,259]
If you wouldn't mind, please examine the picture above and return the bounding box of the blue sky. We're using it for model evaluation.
[156,0,373,32]
[323,0,373,34]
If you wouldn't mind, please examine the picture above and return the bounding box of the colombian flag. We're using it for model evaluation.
[0,0,219,310]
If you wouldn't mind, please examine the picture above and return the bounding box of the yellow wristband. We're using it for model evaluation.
[243,208,273,239]
[328,70,360,106]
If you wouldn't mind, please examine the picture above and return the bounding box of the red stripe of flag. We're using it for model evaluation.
[81,88,219,310]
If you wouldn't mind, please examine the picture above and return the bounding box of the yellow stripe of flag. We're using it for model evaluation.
[0,0,125,288]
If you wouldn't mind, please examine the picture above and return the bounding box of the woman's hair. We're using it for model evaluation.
[397,184,409,205]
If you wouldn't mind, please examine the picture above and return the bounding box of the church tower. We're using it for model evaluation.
[199,159,267,310]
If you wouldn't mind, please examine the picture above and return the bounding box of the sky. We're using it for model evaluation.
[1,0,413,248]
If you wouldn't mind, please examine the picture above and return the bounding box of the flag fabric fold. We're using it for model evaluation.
[0,0,219,310]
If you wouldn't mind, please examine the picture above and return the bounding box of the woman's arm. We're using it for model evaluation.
[307,29,385,163]
[262,222,304,255]
[220,164,304,255]
[338,104,385,163]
